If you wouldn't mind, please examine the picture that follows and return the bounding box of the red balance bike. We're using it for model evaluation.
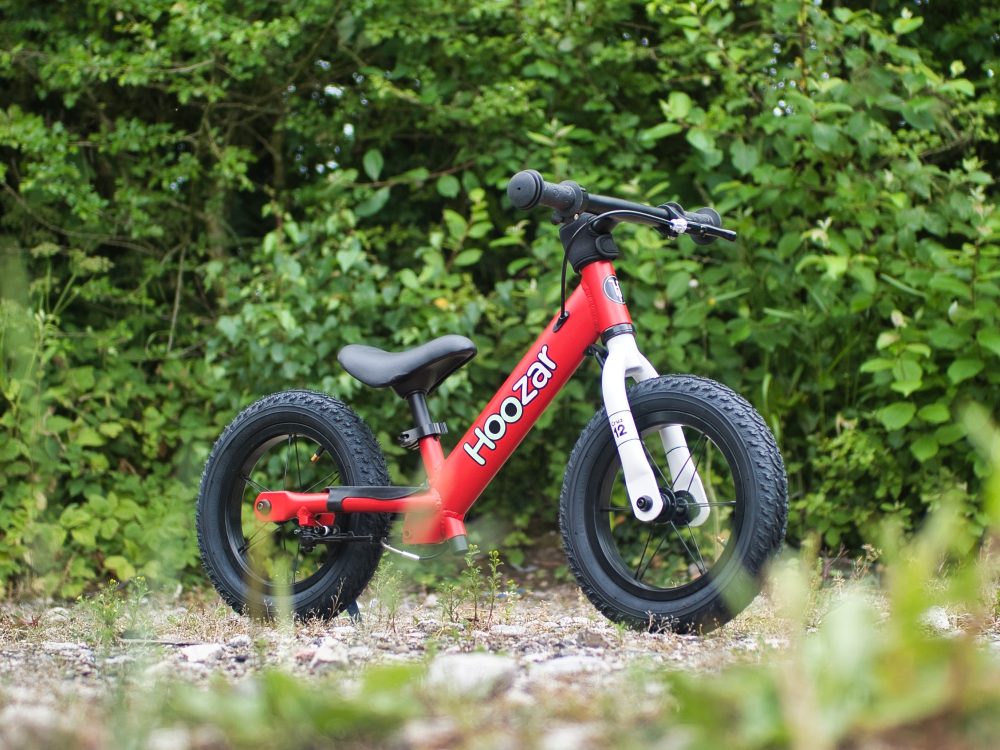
[197,170,788,633]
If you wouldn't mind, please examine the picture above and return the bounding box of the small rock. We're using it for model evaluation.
[921,606,953,633]
[295,647,317,663]
[147,727,191,750]
[42,607,70,624]
[399,717,459,749]
[310,638,349,668]
[143,661,175,680]
[576,630,609,648]
[227,635,251,649]
[529,656,607,678]
[541,723,599,750]
[41,642,81,652]
[490,624,527,637]
[425,653,518,699]
[348,645,373,661]
[179,643,224,663]
[0,704,65,746]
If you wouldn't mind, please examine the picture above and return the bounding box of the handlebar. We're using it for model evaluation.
[507,169,737,244]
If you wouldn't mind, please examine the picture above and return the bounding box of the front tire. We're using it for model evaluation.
[197,390,391,619]
[559,375,787,633]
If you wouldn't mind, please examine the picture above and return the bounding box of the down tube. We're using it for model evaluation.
[432,287,598,519]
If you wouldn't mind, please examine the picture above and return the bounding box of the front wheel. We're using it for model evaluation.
[559,375,787,633]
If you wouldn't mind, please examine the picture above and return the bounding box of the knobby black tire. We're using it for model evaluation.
[197,390,391,619]
[559,375,787,633]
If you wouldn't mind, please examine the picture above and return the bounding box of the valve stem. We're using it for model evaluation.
[310,446,326,463]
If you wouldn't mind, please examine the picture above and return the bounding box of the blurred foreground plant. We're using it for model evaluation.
[662,405,1000,750]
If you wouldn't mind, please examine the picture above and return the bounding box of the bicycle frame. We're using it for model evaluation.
[253,258,704,546]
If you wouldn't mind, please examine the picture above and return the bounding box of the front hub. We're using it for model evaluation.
[653,488,693,525]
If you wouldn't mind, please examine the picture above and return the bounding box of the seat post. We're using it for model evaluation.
[406,392,434,433]
[397,392,448,456]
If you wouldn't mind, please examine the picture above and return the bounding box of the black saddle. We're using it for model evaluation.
[337,335,477,398]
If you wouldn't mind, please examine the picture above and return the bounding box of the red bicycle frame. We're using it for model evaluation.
[253,260,631,546]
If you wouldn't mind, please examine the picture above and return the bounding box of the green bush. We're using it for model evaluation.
[0,0,996,594]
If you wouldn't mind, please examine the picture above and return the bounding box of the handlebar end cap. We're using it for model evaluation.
[507,169,544,210]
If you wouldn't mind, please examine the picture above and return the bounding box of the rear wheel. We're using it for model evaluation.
[560,375,787,633]
[197,390,391,619]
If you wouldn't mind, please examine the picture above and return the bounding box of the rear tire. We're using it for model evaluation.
[559,375,787,633]
[197,390,391,619]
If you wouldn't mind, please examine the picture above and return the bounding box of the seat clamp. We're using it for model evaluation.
[398,422,449,450]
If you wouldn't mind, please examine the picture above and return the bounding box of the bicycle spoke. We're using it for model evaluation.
[672,433,707,493]
[294,437,302,490]
[635,532,669,582]
[283,435,293,487]
[633,526,655,580]
[684,523,709,574]
[242,475,269,495]
[669,521,708,576]
[238,523,274,555]
[305,468,340,493]
[642,442,672,488]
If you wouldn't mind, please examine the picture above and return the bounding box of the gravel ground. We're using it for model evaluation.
[0,566,796,749]
[0,583,789,689]
[4,540,988,750]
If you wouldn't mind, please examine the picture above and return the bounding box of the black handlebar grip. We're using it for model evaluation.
[508,169,584,214]
[687,207,721,228]
[685,207,721,245]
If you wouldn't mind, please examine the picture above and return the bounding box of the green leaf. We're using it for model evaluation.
[893,16,924,35]
[812,123,840,152]
[436,174,460,198]
[355,187,390,218]
[362,149,384,181]
[947,357,983,384]
[453,249,482,266]
[977,329,1000,357]
[639,122,682,144]
[910,435,938,462]
[76,427,106,447]
[917,403,950,424]
[672,16,700,29]
[104,555,136,580]
[443,209,467,239]
[860,357,894,373]
[686,129,715,154]
[730,139,759,175]
[879,402,916,431]
[668,91,692,120]
[398,269,419,289]
[98,422,124,438]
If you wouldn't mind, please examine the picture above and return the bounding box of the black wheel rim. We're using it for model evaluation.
[588,408,745,601]
[223,422,349,597]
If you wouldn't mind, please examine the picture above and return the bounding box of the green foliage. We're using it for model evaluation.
[0,0,997,593]
[163,665,421,748]
[660,415,1000,750]
[73,577,152,647]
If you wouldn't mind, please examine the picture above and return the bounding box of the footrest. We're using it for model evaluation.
[326,486,421,512]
